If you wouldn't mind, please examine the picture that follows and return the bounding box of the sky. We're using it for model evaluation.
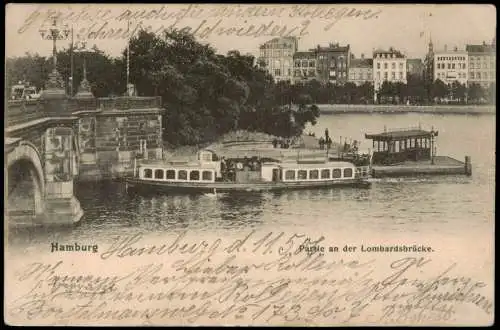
[5,4,496,61]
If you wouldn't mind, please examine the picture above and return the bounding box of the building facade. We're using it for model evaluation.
[293,51,318,84]
[466,41,496,88]
[406,58,424,79]
[373,48,407,101]
[258,37,298,82]
[312,43,351,85]
[433,46,468,85]
[348,55,373,86]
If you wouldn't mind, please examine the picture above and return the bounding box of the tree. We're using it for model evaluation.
[467,83,484,104]
[450,80,466,103]
[487,82,496,105]
[430,79,448,103]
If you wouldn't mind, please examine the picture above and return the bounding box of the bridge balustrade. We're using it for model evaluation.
[6,100,46,126]
[97,96,161,111]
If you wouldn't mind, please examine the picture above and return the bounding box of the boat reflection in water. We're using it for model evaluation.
[125,147,372,195]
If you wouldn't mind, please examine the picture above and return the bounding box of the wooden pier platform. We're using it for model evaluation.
[371,156,472,178]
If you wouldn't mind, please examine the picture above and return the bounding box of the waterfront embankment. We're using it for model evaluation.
[317,104,495,115]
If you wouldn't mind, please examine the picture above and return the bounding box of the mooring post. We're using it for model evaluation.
[465,156,472,176]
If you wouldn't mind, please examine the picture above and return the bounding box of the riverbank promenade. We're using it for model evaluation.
[317,104,495,115]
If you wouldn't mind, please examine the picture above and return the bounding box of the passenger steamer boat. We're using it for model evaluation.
[125,148,371,194]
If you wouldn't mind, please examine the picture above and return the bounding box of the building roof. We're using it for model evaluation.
[350,58,373,68]
[466,44,495,53]
[365,129,438,140]
[373,48,405,58]
[311,45,350,53]
[259,36,298,49]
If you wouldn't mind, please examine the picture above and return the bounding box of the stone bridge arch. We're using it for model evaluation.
[6,142,45,216]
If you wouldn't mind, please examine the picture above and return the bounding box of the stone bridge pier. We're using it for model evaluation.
[6,129,83,227]
[6,79,164,227]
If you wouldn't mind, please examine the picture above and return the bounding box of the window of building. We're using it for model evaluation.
[144,168,152,178]
[154,169,164,179]
[178,170,188,180]
[399,72,403,80]
[332,169,341,178]
[384,63,388,69]
[470,72,475,79]
[377,63,380,69]
[392,62,395,69]
[285,170,296,180]
[391,72,395,80]
[202,171,213,181]
[399,62,404,69]
[452,63,455,69]
[477,72,481,79]
[274,69,281,76]
[343,168,353,178]
[166,170,175,179]
[309,170,319,180]
[321,169,330,179]
[298,170,307,180]
[447,63,451,69]
[384,72,388,80]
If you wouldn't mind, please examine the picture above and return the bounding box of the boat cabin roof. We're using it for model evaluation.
[365,129,438,141]
[280,161,354,169]
[139,160,217,170]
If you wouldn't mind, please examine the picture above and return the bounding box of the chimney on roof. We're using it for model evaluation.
[350,53,355,60]
[454,46,458,52]
[361,53,365,59]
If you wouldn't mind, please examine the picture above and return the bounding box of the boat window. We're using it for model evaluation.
[190,170,200,181]
[144,168,152,178]
[332,169,341,178]
[298,170,307,180]
[202,171,213,181]
[166,170,175,179]
[178,170,188,180]
[309,170,319,179]
[285,170,296,180]
[344,168,353,178]
[201,152,212,162]
[154,169,164,179]
[321,169,330,179]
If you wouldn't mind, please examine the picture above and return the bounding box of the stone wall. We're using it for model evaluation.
[76,107,164,181]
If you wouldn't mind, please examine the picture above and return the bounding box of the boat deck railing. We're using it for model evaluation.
[386,126,422,132]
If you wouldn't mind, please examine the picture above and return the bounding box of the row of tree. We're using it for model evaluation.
[6,30,320,146]
[270,75,496,105]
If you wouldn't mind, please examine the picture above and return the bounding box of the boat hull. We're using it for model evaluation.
[124,177,371,194]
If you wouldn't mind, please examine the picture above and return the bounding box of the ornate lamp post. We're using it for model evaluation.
[74,41,94,98]
[39,17,71,97]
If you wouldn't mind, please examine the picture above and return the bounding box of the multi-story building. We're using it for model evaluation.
[258,37,298,82]
[311,43,351,85]
[466,41,496,88]
[348,54,373,86]
[292,51,318,84]
[406,58,424,79]
[433,46,468,85]
[373,47,407,101]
